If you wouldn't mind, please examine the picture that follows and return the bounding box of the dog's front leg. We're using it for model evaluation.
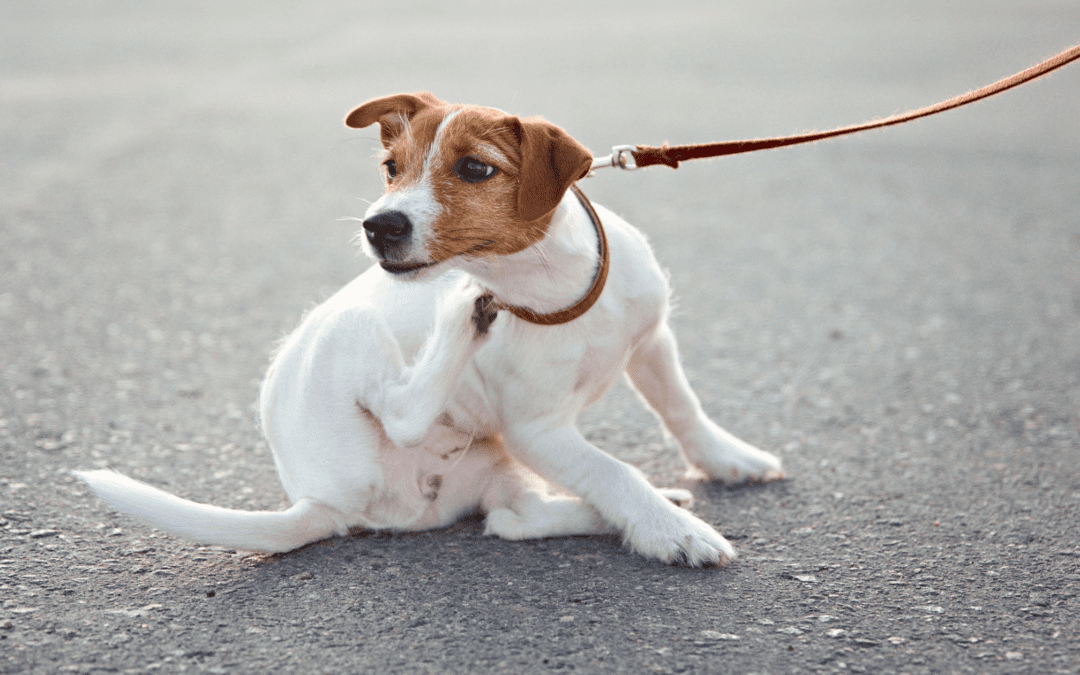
[364,285,497,448]
[627,323,784,484]
[505,422,735,567]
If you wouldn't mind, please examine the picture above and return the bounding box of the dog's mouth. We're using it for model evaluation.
[379,259,438,275]
[378,241,497,276]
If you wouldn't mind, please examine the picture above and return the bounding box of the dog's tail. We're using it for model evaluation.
[74,469,348,553]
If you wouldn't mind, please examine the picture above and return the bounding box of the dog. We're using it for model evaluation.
[77,92,783,567]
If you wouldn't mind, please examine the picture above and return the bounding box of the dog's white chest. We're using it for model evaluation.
[444,305,635,436]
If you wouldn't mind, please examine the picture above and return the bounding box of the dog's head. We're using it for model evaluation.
[345,92,593,277]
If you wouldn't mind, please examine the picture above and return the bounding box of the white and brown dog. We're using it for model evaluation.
[78,92,783,567]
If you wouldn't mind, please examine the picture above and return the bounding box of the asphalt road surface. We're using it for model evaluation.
[2,2,1079,673]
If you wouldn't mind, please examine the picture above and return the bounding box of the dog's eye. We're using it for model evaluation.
[383,159,398,181]
[454,156,497,183]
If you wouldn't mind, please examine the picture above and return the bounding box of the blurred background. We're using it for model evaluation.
[3,0,1076,478]
[2,2,1078,673]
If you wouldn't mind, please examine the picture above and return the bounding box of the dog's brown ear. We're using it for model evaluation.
[344,92,444,147]
[512,117,593,223]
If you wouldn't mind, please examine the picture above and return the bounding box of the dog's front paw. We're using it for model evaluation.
[472,292,498,337]
[625,504,736,568]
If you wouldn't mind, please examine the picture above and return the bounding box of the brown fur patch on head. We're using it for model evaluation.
[346,93,593,264]
[422,106,539,260]
[377,104,458,197]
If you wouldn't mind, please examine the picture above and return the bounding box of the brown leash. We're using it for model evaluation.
[496,184,610,326]
[510,43,1078,326]
[592,43,1080,171]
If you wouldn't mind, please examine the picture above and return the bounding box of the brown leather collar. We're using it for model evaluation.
[495,184,609,326]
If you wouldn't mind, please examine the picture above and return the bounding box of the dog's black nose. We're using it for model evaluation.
[362,210,412,253]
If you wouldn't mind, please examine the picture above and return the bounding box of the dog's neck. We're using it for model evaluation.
[461,191,601,320]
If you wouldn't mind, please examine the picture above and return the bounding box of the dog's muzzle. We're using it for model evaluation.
[361,210,437,275]
[363,210,412,255]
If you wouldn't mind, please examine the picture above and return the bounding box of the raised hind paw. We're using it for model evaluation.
[471,292,498,336]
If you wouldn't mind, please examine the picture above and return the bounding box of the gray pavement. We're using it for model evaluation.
[2,1,1079,673]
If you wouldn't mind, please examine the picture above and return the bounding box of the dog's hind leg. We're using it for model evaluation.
[481,465,695,540]
[483,496,610,540]
[362,283,495,449]
[626,323,784,485]
[480,464,612,540]
[657,487,693,508]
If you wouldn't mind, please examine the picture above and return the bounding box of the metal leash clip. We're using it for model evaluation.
[589,145,639,173]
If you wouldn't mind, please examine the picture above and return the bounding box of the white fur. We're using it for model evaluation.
[77,119,783,566]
